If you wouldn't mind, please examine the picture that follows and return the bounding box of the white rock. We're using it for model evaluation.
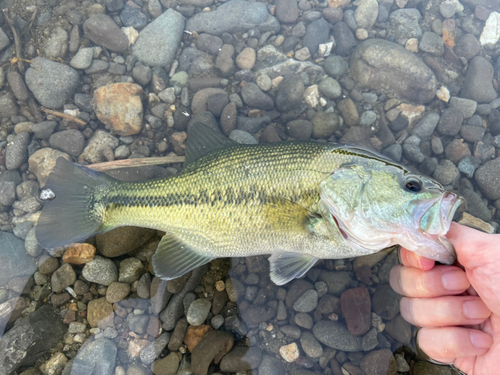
[304,85,320,108]
[318,41,334,57]
[436,86,450,103]
[279,342,300,362]
[122,26,139,46]
[480,12,500,46]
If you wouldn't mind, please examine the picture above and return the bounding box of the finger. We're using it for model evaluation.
[399,247,435,270]
[390,265,470,298]
[417,327,493,363]
[447,222,500,270]
[400,296,491,327]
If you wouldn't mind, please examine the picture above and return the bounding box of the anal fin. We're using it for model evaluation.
[152,234,215,280]
[269,252,318,285]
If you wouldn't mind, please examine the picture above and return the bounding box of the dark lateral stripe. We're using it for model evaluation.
[104,189,295,208]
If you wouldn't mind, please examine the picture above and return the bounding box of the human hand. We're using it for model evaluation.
[390,222,500,375]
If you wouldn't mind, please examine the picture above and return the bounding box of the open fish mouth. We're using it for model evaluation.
[417,192,464,236]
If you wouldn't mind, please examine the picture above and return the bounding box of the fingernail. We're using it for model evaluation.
[470,331,493,349]
[441,270,469,291]
[463,300,491,320]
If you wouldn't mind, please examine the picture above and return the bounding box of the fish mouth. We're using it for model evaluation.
[417,192,464,236]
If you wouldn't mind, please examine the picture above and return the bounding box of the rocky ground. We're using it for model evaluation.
[1,0,500,374]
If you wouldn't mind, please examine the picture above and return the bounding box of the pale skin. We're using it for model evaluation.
[390,222,500,375]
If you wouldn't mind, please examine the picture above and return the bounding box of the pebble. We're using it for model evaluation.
[461,56,497,104]
[340,287,371,336]
[313,320,363,352]
[6,132,29,171]
[44,27,68,59]
[333,22,357,56]
[360,349,397,375]
[140,332,170,365]
[312,112,340,139]
[152,352,181,375]
[294,312,314,329]
[186,298,211,326]
[454,33,480,60]
[389,9,422,39]
[70,47,94,69]
[410,112,440,139]
[303,18,329,56]
[87,298,114,328]
[83,14,129,52]
[275,0,299,23]
[106,282,131,303]
[279,342,300,362]
[355,0,378,29]
[433,159,460,186]
[219,346,262,372]
[480,12,500,46]
[71,339,117,375]
[129,315,149,334]
[189,330,233,375]
[118,257,144,283]
[337,98,360,127]
[259,355,286,375]
[449,97,477,119]
[236,48,256,70]
[419,32,444,56]
[475,158,500,200]
[82,256,118,286]
[7,71,29,101]
[51,263,77,293]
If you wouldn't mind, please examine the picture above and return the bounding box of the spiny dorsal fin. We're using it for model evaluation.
[185,123,238,165]
[152,233,215,280]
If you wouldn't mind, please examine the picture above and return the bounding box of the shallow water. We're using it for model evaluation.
[0,0,498,374]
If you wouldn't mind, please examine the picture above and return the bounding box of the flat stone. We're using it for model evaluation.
[83,14,128,52]
[340,287,371,336]
[461,56,497,103]
[186,0,279,36]
[25,58,80,109]
[71,339,117,375]
[351,39,437,104]
[293,289,318,313]
[189,330,234,375]
[313,320,363,352]
[87,298,114,328]
[0,232,37,287]
[219,346,262,372]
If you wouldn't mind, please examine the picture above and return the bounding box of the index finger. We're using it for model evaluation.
[399,247,435,270]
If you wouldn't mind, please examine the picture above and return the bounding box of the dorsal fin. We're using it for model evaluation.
[185,123,238,165]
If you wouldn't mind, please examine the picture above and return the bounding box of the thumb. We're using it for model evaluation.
[446,222,500,270]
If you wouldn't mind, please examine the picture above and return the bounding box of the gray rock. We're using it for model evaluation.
[118,257,144,284]
[70,47,94,69]
[300,331,323,358]
[458,156,481,178]
[258,355,286,375]
[187,298,211,325]
[230,129,258,144]
[359,111,377,127]
[196,33,223,55]
[140,332,171,365]
[332,22,356,56]
[0,232,37,287]
[437,108,463,136]
[461,125,485,143]
[71,339,117,375]
[419,32,444,56]
[275,75,305,112]
[411,113,440,139]
[84,60,109,74]
[362,327,379,351]
[82,256,118,286]
[454,33,480,60]
[129,315,149,334]
[211,314,224,329]
[318,76,342,99]
[372,284,401,320]
[132,63,152,86]
[207,93,229,117]
[7,71,29,101]
[32,121,57,139]
[449,97,477,119]
[385,314,411,344]
[132,9,185,67]
[313,320,363,352]
[0,27,10,52]
[461,56,497,103]
[0,181,16,206]
[80,130,119,164]
[219,346,262,372]
[179,47,214,75]
[287,119,313,140]
[160,266,208,330]
[323,55,349,77]
[403,144,425,163]
[350,39,437,104]
[303,18,329,56]
[186,0,280,36]
[6,132,30,170]
[14,222,34,241]
[0,93,18,119]
[49,130,85,156]
[241,82,274,110]
[382,143,402,162]
[0,305,67,374]
[281,325,302,339]
[106,282,130,303]
[389,9,422,39]
[294,312,313,329]
[319,271,351,296]
[275,0,299,23]
[120,2,147,28]
[433,160,460,186]
[293,289,318,313]
[25,58,79,109]
[475,158,500,200]
[312,112,340,139]
[215,44,235,77]
[51,263,77,293]
[45,27,68,59]
[355,0,379,29]
[83,14,128,52]
[461,187,492,221]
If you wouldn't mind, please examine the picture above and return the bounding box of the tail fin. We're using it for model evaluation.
[36,157,115,250]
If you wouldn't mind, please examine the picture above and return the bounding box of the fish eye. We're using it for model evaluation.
[405,178,422,193]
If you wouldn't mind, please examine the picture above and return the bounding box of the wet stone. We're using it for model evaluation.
[187,298,211,326]
[362,327,379,351]
[419,32,444,56]
[384,314,411,345]
[449,97,477,119]
[276,0,299,23]
[106,282,131,303]
[129,314,149,334]
[140,332,170,365]
[83,256,118,286]
[120,2,147,28]
[389,9,422,39]
[300,331,323,358]
[319,271,352,296]
[461,56,497,103]
[313,320,363,352]
[119,257,144,284]
[83,14,128,52]
[293,289,318,313]
[411,112,440,139]
[219,346,262,372]
[372,284,401,320]
[0,232,37,286]
[303,18,329,56]
[333,22,356,56]
[360,349,397,375]
[7,71,29,101]
[152,352,181,375]
[445,139,471,165]
[6,132,30,170]
[0,181,16,206]
[49,130,85,157]
[259,355,286,375]
[295,312,314,329]
[189,330,233,375]
[275,75,305,113]
[340,287,371,336]
[475,158,500,200]
[437,108,463,136]
[51,263,77,293]
[281,325,302,339]
[70,47,94,69]
[71,339,117,375]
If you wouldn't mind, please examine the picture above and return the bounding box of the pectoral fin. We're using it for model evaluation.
[269,252,318,285]
[152,234,215,280]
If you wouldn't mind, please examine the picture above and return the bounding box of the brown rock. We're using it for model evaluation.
[240,302,278,324]
[360,349,397,375]
[147,316,162,337]
[444,138,471,165]
[184,324,212,352]
[152,352,182,375]
[340,287,371,336]
[96,226,156,257]
[87,297,114,328]
[93,83,144,136]
[128,339,150,358]
[337,98,359,127]
[236,48,256,70]
[189,330,234,375]
[28,148,71,187]
[63,243,96,265]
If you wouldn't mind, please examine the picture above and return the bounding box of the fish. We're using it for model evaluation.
[36,123,463,285]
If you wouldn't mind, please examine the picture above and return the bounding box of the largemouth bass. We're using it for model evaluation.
[36,124,463,285]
